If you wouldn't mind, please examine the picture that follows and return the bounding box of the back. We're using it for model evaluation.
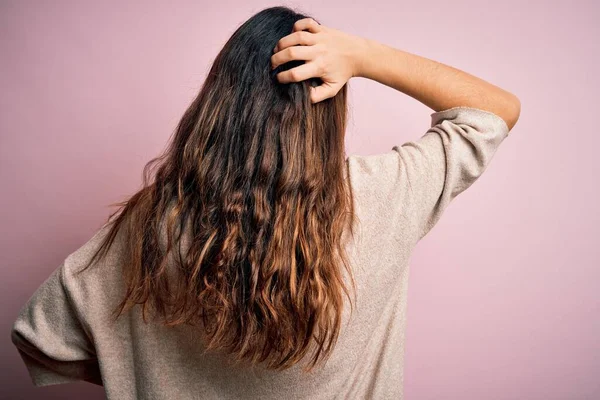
[10,106,510,399]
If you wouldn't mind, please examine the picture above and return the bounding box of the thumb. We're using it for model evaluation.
[310,83,336,104]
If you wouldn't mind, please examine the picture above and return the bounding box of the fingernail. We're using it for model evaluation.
[273,46,278,53]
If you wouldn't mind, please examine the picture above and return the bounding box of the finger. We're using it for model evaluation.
[273,30,317,54]
[271,45,317,70]
[275,62,320,84]
[310,83,336,104]
[292,18,322,34]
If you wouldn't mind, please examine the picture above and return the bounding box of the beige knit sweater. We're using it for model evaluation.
[10,106,510,399]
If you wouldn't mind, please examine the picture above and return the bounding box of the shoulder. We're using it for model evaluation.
[346,150,407,195]
[60,222,126,311]
[346,151,419,236]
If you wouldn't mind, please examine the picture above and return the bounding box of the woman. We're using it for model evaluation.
[10,6,520,400]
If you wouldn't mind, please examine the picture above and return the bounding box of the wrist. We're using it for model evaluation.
[351,37,385,80]
[351,37,373,79]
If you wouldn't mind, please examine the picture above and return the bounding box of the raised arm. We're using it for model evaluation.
[271,17,520,130]
[272,18,520,242]
[353,38,521,130]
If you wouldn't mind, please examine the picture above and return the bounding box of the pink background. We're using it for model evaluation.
[2,1,599,399]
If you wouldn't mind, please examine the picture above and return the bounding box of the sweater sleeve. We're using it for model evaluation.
[10,260,103,387]
[392,106,510,241]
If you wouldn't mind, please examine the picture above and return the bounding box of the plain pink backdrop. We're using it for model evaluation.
[2,1,598,399]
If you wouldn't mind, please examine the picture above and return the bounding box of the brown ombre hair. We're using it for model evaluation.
[76,6,358,373]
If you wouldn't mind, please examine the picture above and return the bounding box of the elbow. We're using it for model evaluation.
[503,94,521,132]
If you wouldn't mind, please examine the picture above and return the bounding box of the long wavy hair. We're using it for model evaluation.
[76,6,358,373]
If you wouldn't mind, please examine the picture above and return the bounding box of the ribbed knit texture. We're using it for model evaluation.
[10,106,510,399]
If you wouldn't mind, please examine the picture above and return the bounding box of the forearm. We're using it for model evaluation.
[353,38,520,130]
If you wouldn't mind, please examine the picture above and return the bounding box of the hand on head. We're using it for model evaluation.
[271,18,364,104]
